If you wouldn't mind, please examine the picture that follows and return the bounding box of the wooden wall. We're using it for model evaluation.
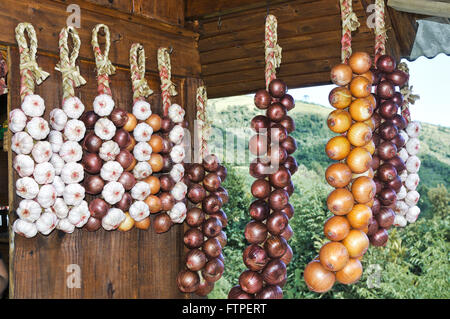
[1,0,201,298]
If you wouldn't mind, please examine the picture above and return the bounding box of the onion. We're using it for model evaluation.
[369,228,388,246]
[327,188,354,215]
[327,109,352,133]
[342,229,369,258]
[347,122,372,147]
[262,259,287,286]
[239,270,263,294]
[376,55,396,73]
[243,244,269,271]
[350,76,372,98]
[244,220,268,244]
[376,80,395,100]
[249,199,270,221]
[255,285,283,299]
[347,204,372,230]
[330,63,353,85]
[376,207,395,229]
[325,163,352,188]
[228,285,253,299]
[203,237,222,259]
[319,242,349,271]
[280,243,293,265]
[324,215,350,241]
[303,260,335,293]
[329,87,352,109]
[202,258,224,283]
[202,217,222,238]
[326,136,351,160]
[346,147,372,174]
[349,98,374,122]
[153,213,173,234]
[335,258,363,284]
[379,100,398,119]
[348,52,372,74]
[177,270,199,293]
[184,228,204,248]
[186,207,205,227]
[351,176,376,204]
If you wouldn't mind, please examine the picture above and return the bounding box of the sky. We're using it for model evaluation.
[289,53,450,128]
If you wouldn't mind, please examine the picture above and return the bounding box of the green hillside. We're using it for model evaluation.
[206,95,450,299]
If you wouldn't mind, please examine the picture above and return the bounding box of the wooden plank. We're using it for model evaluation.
[133,0,185,26]
[388,0,450,18]
[0,0,200,78]
[386,6,419,57]
[85,0,133,13]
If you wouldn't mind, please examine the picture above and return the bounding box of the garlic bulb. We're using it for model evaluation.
[168,103,185,123]
[17,199,42,222]
[56,218,75,234]
[63,183,85,206]
[398,148,409,163]
[170,163,184,183]
[397,185,407,200]
[406,205,420,222]
[395,200,409,216]
[33,162,55,185]
[94,118,116,140]
[11,131,33,155]
[16,177,39,199]
[99,140,120,161]
[37,184,57,208]
[49,108,68,131]
[102,208,126,231]
[36,211,58,235]
[405,190,420,207]
[48,130,64,153]
[399,130,409,144]
[169,125,185,145]
[50,154,65,175]
[132,100,152,121]
[133,142,152,161]
[26,117,50,140]
[129,200,150,222]
[59,141,83,163]
[100,161,124,182]
[131,181,151,201]
[393,214,407,227]
[64,119,86,142]
[133,161,152,180]
[405,173,420,191]
[13,219,38,238]
[171,182,187,201]
[170,145,185,164]
[93,94,115,116]
[133,122,153,142]
[168,202,187,223]
[52,176,65,196]
[51,197,69,219]
[32,141,53,163]
[406,121,421,138]
[21,94,45,117]
[102,181,125,205]
[399,169,408,182]
[68,201,90,227]
[13,154,35,177]
[406,155,421,173]
[61,162,84,184]
[405,137,420,156]
[63,96,85,119]
[9,108,27,133]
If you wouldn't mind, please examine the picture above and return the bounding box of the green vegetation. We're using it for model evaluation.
[206,96,450,299]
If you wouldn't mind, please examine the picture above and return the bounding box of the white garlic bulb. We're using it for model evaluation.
[398,148,409,163]
[170,163,184,183]
[13,154,35,177]
[133,122,153,142]
[405,190,420,207]
[102,181,125,205]
[48,130,64,153]
[49,108,68,131]
[51,197,69,219]
[133,161,152,180]
[168,202,187,223]
[405,173,420,191]
[393,214,407,227]
[397,185,407,200]
[406,121,421,138]
[17,199,42,222]
[16,177,39,199]
[52,176,65,196]
[169,125,185,145]
[59,141,83,163]
[37,184,57,208]
[11,131,34,155]
[405,137,420,156]
[171,182,187,201]
[133,142,152,161]
[9,108,27,133]
[170,145,185,164]
[33,162,55,185]
[56,218,75,234]
[26,116,50,140]
[100,161,124,182]
[399,169,408,182]
[50,154,65,175]
[99,140,120,161]
[93,94,115,116]
[13,219,38,238]
[406,155,421,173]
[132,100,152,120]
[61,162,84,184]
[129,200,150,222]
[21,94,45,117]
[63,183,85,206]
[399,130,409,144]
[102,208,126,231]
[68,201,90,227]
[63,96,85,119]
[131,181,151,201]
[64,119,86,142]
[168,103,185,123]
[94,117,116,140]
[36,211,58,235]
[32,141,53,163]
[406,206,420,223]
[395,200,409,216]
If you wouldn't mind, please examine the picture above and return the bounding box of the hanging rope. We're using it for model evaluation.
[130,43,153,103]
[339,0,360,63]
[0,52,7,95]
[398,62,419,124]
[91,24,115,96]
[157,47,177,116]
[15,22,49,102]
[374,0,388,61]
[55,26,86,101]
[264,14,282,90]
[196,86,211,160]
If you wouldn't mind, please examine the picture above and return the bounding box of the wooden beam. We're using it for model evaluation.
[388,0,450,18]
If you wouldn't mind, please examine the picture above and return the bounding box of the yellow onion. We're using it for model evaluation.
[347,122,372,147]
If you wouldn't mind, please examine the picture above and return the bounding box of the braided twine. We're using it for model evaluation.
[0,51,7,95]
[91,24,116,96]
[15,22,49,102]
[55,26,86,101]
[196,86,211,160]
[339,0,360,63]
[398,62,419,123]
[157,47,177,116]
[375,0,388,61]
[130,43,153,103]
[264,14,282,90]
